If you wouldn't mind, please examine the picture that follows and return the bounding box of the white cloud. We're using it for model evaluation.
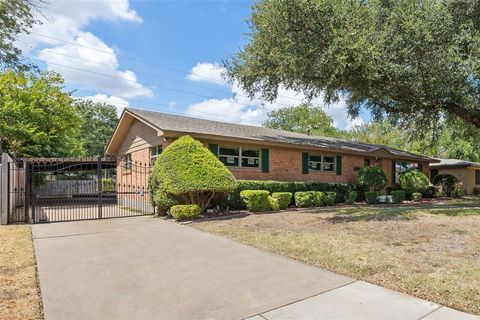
[187,62,226,85]
[185,62,364,130]
[38,32,152,98]
[78,94,130,116]
[18,0,150,99]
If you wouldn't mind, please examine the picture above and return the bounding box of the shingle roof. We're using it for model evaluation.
[126,108,435,162]
[430,158,480,168]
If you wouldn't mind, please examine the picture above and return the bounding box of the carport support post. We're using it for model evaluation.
[98,157,103,219]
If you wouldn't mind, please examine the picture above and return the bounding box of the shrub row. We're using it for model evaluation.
[217,180,354,210]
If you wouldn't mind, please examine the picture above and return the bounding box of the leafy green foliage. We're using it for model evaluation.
[226,0,480,130]
[101,178,115,192]
[391,190,406,204]
[398,170,430,194]
[0,0,41,70]
[432,174,459,197]
[314,191,325,206]
[0,70,83,157]
[170,204,201,221]
[74,100,118,157]
[294,191,317,207]
[356,166,388,191]
[240,190,271,212]
[216,180,354,209]
[365,191,380,204]
[271,192,292,209]
[324,192,336,206]
[412,192,423,202]
[150,135,236,212]
[263,103,339,136]
[345,191,357,205]
[267,196,280,211]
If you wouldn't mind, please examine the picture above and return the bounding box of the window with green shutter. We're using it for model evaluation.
[302,152,309,174]
[261,148,269,173]
[208,143,218,157]
[336,155,342,175]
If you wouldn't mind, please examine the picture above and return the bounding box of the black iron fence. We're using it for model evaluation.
[6,157,154,223]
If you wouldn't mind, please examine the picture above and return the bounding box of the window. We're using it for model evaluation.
[150,145,162,165]
[394,161,418,183]
[124,153,132,171]
[308,154,336,172]
[476,170,480,185]
[218,146,260,168]
[364,159,371,166]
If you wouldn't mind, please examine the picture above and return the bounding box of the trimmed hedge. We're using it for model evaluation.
[365,191,380,204]
[398,170,429,194]
[217,180,354,209]
[170,204,201,220]
[357,166,388,191]
[271,192,293,209]
[324,192,336,206]
[240,190,271,212]
[295,191,317,207]
[345,191,357,205]
[432,174,458,197]
[391,190,406,203]
[268,196,280,211]
[314,191,325,206]
[150,135,236,213]
[412,192,422,202]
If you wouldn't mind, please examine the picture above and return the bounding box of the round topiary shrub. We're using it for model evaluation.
[345,191,357,205]
[240,190,271,212]
[295,191,316,207]
[365,191,380,204]
[356,166,388,191]
[271,192,292,209]
[398,170,430,194]
[324,192,336,206]
[149,135,236,213]
[412,192,422,202]
[432,174,458,197]
[391,190,406,203]
[170,204,201,220]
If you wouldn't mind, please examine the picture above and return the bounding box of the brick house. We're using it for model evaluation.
[430,159,480,194]
[105,108,437,186]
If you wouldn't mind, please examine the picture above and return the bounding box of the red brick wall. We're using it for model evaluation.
[117,137,430,186]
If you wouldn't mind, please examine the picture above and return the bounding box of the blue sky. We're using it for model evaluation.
[19,0,368,129]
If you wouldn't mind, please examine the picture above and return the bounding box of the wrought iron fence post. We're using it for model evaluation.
[98,156,103,219]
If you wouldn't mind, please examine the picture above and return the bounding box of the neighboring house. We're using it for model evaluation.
[105,108,438,186]
[430,159,480,194]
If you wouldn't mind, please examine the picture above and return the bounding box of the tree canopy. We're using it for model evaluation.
[75,100,118,157]
[226,0,480,131]
[263,103,338,136]
[0,0,42,70]
[0,70,83,157]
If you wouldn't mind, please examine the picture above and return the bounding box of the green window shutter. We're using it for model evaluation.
[336,155,342,175]
[302,152,309,174]
[208,143,218,157]
[391,161,396,184]
[261,148,269,173]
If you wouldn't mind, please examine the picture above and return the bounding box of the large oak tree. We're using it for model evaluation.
[225,0,480,130]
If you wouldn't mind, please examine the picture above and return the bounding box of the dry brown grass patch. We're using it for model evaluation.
[193,204,480,315]
[0,225,42,320]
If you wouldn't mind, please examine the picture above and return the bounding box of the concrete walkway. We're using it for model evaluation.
[32,217,479,320]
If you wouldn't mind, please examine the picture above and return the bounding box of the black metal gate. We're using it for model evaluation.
[7,157,154,223]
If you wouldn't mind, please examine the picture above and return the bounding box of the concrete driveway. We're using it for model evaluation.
[32,217,478,320]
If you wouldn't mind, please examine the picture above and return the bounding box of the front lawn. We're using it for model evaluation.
[0,225,42,320]
[193,197,480,315]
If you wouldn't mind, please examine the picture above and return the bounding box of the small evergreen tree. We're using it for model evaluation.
[356,166,388,191]
[398,170,430,194]
[150,135,236,213]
